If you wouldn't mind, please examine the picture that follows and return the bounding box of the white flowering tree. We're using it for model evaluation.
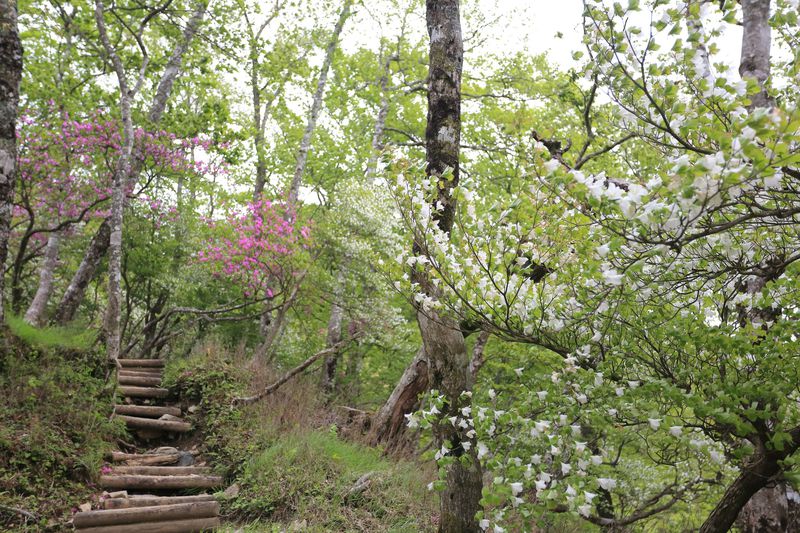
[394,0,800,531]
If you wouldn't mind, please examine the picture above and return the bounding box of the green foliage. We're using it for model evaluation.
[0,331,123,530]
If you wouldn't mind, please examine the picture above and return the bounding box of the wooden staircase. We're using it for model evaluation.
[73,358,222,532]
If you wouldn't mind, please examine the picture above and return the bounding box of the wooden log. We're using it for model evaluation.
[73,501,219,528]
[119,368,163,376]
[118,386,169,399]
[118,375,162,387]
[111,466,211,476]
[117,415,191,433]
[109,452,180,466]
[118,359,164,368]
[113,405,182,418]
[101,495,215,510]
[75,516,220,533]
[99,474,223,490]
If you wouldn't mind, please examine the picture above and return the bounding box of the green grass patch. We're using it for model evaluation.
[229,427,435,532]
[5,315,96,351]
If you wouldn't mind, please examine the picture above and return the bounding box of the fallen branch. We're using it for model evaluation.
[0,504,38,522]
[233,339,354,405]
[345,472,376,501]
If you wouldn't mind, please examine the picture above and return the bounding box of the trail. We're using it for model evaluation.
[73,358,222,532]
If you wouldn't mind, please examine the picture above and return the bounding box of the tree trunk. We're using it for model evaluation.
[739,0,772,108]
[23,232,61,326]
[287,0,351,204]
[321,269,346,393]
[416,2,482,530]
[737,483,789,533]
[54,219,111,324]
[0,0,23,324]
[53,1,208,325]
[94,0,135,363]
[700,448,782,533]
[371,346,429,445]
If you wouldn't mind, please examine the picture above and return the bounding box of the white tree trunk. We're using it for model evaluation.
[287,0,351,204]
[24,232,61,326]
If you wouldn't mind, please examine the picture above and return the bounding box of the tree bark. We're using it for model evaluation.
[371,346,429,445]
[416,2,482,531]
[739,0,772,108]
[94,0,135,363]
[700,444,784,533]
[287,0,351,204]
[54,219,111,324]
[321,271,346,393]
[0,0,23,324]
[23,232,61,326]
[54,1,208,325]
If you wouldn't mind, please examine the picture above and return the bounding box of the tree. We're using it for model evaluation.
[0,0,23,323]
[54,0,209,326]
[413,1,483,531]
[395,0,800,530]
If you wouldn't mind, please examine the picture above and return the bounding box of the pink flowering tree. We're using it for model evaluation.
[198,199,312,304]
[12,109,211,317]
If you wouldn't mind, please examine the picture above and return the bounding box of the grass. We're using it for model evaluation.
[228,427,436,532]
[5,315,96,351]
[166,340,436,532]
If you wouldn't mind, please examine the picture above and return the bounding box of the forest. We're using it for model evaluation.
[0,0,799,531]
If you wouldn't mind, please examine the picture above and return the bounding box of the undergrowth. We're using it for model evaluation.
[0,324,123,531]
[165,339,436,532]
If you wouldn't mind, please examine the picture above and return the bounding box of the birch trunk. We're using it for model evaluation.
[94,0,134,363]
[0,0,22,324]
[53,1,208,325]
[23,232,61,326]
[287,0,351,204]
[739,0,772,108]
[252,1,350,359]
[417,2,482,530]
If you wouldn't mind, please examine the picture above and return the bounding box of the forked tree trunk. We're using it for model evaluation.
[416,2,482,531]
[23,232,61,326]
[53,1,208,325]
[0,0,23,324]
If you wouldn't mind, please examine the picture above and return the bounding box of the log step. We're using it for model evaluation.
[118,415,191,433]
[114,405,182,418]
[109,451,181,466]
[101,494,216,510]
[119,386,169,399]
[75,517,220,533]
[99,474,223,490]
[118,359,165,368]
[74,501,219,529]
[119,368,163,377]
[119,375,163,387]
[111,466,212,476]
